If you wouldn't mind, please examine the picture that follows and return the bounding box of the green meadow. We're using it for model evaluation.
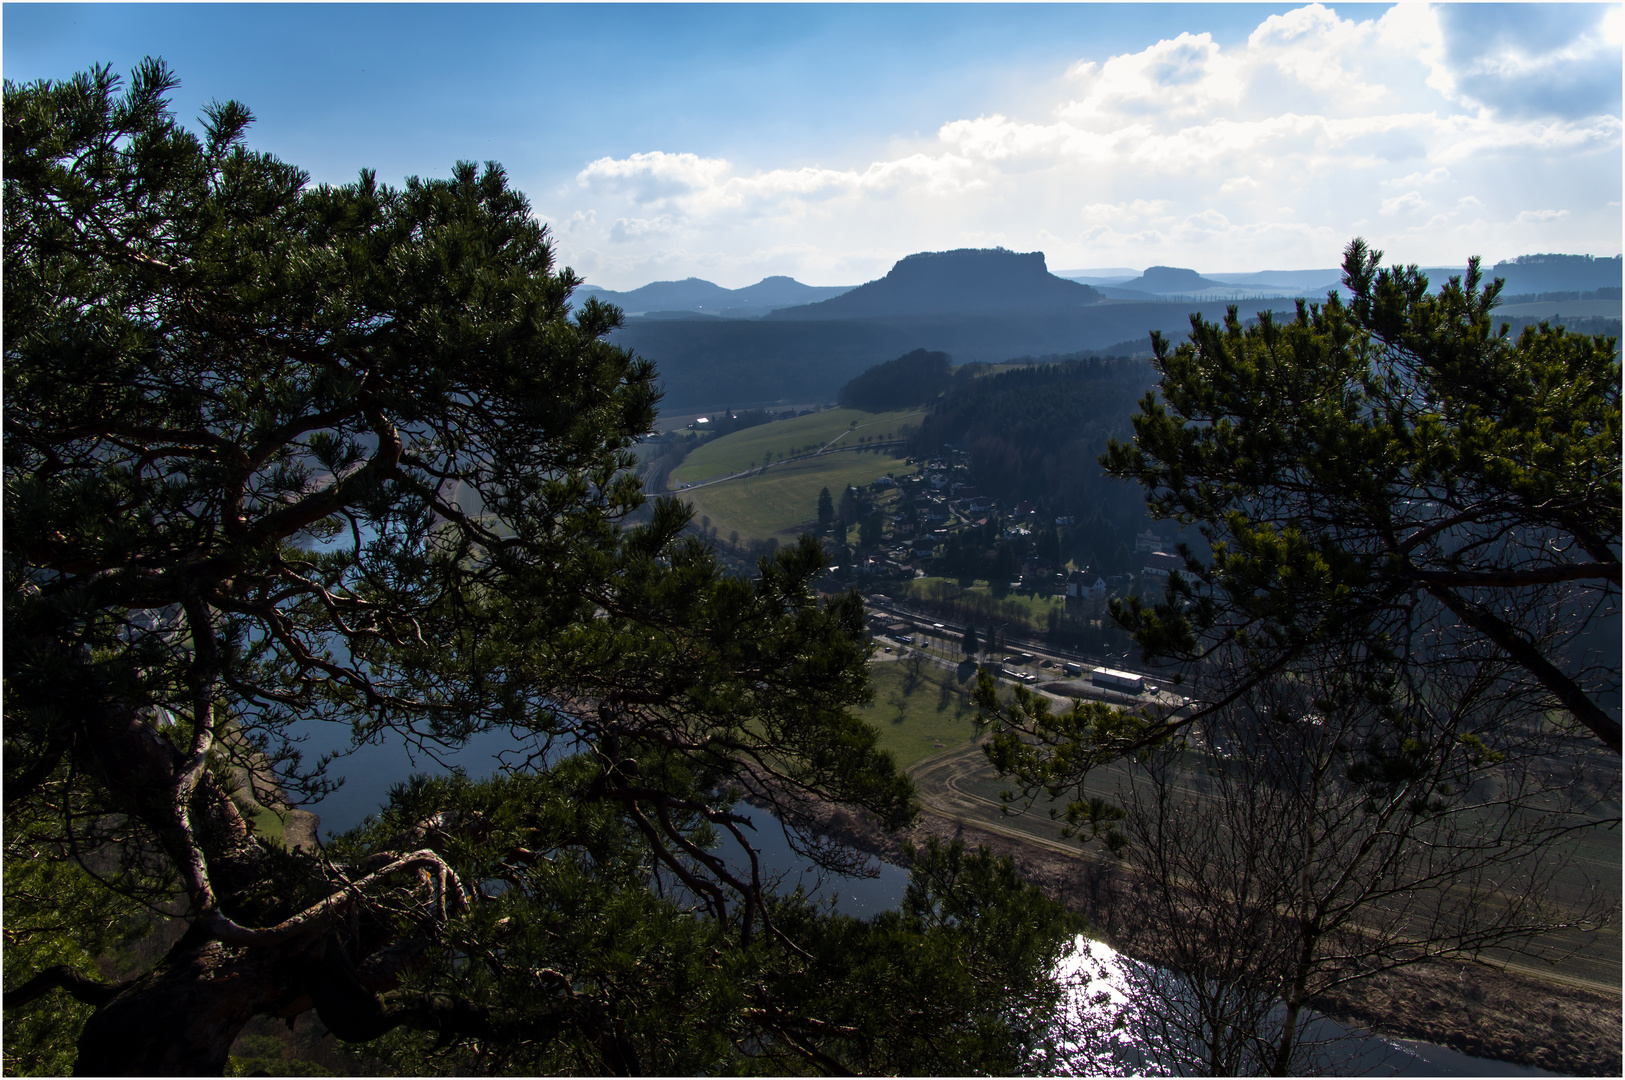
[681,451,914,544]
[857,659,983,769]
[671,407,923,485]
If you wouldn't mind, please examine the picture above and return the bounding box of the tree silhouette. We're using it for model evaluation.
[3,61,1076,1076]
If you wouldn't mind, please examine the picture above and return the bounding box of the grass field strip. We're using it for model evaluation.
[671,407,924,488]
[678,439,910,492]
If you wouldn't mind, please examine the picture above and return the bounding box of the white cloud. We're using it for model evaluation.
[554,3,1621,288]
[1066,31,1248,121]
[1432,3,1623,119]
[1174,209,1235,242]
[1384,167,1451,188]
[1247,4,1394,107]
[578,150,986,226]
[607,216,679,243]
[556,209,596,234]
[1080,199,1171,227]
[1514,208,1572,224]
[1381,191,1428,216]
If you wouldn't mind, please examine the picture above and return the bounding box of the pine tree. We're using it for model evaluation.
[1104,238,1620,753]
[3,61,1075,1075]
[817,486,835,531]
[859,509,884,551]
[973,239,1618,1072]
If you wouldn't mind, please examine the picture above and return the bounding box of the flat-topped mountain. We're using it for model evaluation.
[582,252,1620,318]
[1089,265,1319,301]
[603,247,1618,411]
[766,247,1101,320]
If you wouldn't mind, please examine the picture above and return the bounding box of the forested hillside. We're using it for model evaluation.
[837,348,955,411]
[613,303,1244,410]
[613,317,919,410]
[909,357,1162,568]
[608,251,1618,413]
[1487,253,1622,294]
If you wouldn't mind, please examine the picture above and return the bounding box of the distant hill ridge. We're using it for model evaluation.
[598,246,1617,410]
[577,275,852,316]
[1126,266,1227,292]
[1488,254,1622,294]
[582,251,1620,316]
[765,247,1101,320]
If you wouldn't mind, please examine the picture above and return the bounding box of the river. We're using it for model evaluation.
[294,725,1558,1077]
[294,719,911,914]
[1056,938,1559,1077]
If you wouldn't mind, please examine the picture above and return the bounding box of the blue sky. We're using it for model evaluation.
[5,3,1621,289]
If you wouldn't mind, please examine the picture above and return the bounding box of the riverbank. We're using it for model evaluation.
[785,793,1622,1077]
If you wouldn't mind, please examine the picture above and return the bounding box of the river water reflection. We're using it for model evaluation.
[1057,939,1559,1078]
[299,727,1557,1078]
[299,719,912,911]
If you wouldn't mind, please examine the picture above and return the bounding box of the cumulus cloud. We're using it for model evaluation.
[577,151,734,206]
[1381,191,1428,216]
[556,3,1620,287]
[556,209,596,234]
[577,150,985,223]
[607,216,680,243]
[1174,209,1235,242]
[1433,3,1623,118]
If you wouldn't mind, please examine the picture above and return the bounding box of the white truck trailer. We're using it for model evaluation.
[1091,666,1146,694]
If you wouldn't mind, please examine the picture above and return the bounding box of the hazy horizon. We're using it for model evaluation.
[5,2,1620,290]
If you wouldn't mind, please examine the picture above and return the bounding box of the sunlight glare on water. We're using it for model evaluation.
[1043,935,1560,1078]
[1042,936,1139,1076]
